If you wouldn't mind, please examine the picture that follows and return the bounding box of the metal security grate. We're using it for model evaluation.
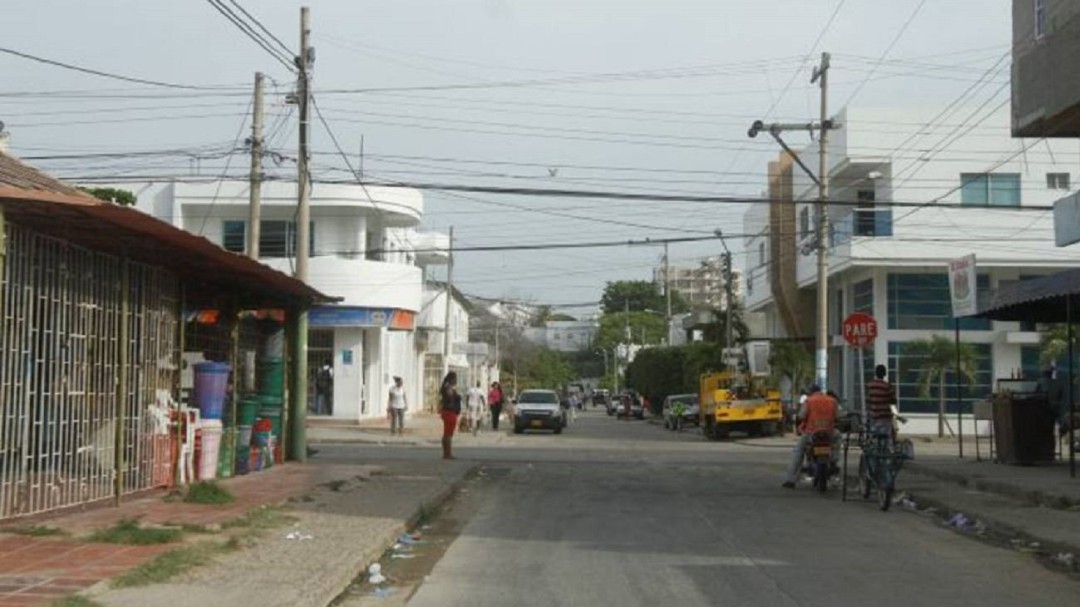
[0,223,179,520]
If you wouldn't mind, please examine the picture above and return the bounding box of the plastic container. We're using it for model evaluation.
[261,329,285,360]
[238,397,260,426]
[258,394,284,410]
[216,428,235,479]
[258,409,283,438]
[197,420,223,480]
[193,362,231,420]
[237,424,253,449]
[257,360,285,397]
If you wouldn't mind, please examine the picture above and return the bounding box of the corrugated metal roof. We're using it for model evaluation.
[0,152,335,307]
[976,268,1080,323]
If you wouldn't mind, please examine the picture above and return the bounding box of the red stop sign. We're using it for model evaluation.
[842,312,878,348]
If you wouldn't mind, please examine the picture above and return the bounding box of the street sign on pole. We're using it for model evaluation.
[842,312,878,348]
[949,254,978,317]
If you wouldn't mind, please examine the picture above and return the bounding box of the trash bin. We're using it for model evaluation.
[992,392,1055,465]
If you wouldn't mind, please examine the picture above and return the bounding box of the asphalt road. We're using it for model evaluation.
[320,409,1079,606]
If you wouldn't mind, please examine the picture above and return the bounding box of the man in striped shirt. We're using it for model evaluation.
[866,364,897,437]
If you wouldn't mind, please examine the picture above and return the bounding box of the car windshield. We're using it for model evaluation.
[518,391,558,404]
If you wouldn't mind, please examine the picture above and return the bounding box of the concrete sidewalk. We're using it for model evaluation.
[0,457,473,607]
[308,412,516,448]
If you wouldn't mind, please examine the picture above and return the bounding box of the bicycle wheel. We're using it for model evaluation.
[858,455,871,499]
[877,460,893,511]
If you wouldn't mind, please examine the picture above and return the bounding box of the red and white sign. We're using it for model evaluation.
[842,312,878,348]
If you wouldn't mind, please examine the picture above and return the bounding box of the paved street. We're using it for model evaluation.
[320,409,1078,606]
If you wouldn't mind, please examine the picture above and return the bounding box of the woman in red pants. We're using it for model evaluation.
[438,371,461,459]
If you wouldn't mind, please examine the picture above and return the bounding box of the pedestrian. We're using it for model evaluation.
[438,371,461,460]
[488,381,505,431]
[466,381,486,435]
[866,364,897,440]
[314,362,333,415]
[388,376,407,436]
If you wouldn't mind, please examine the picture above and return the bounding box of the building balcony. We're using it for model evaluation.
[410,231,450,266]
[262,256,422,312]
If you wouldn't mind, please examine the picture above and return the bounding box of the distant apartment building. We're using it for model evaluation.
[653,256,742,310]
[743,106,1080,435]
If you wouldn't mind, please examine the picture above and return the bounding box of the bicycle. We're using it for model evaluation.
[841,413,911,511]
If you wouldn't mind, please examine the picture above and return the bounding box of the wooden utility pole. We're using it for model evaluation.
[664,241,671,343]
[288,7,312,463]
[247,71,264,259]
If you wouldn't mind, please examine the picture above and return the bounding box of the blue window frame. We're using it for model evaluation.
[223,220,245,253]
[888,341,993,414]
[960,173,1021,206]
[887,273,991,330]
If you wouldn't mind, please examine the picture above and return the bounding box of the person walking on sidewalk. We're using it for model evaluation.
[466,381,487,435]
[388,376,408,436]
[438,371,461,459]
[488,381,505,431]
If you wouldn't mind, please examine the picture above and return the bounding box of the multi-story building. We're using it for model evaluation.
[654,257,742,310]
[540,319,599,353]
[1012,0,1080,137]
[743,107,1080,434]
[115,180,454,422]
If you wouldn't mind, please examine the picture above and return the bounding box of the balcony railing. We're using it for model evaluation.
[831,208,893,247]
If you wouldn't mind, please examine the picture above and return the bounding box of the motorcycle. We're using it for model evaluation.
[804,431,836,493]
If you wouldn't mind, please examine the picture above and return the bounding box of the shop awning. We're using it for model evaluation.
[975,268,1080,323]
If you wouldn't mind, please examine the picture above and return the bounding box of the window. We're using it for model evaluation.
[799,207,810,238]
[853,279,873,315]
[223,220,246,253]
[1035,0,1047,39]
[1047,172,1070,190]
[960,173,1021,206]
[887,273,991,330]
[1021,345,1042,379]
[259,221,314,258]
[888,341,992,414]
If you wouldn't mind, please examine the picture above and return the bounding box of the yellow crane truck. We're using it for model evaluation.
[699,343,783,439]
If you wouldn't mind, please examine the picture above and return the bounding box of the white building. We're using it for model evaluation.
[115,180,450,422]
[542,319,599,352]
[743,107,1080,435]
[654,256,743,310]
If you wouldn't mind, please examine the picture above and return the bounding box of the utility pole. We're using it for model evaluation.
[664,241,671,344]
[359,135,365,181]
[441,227,455,381]
[247,71,264,259]
[811,52,831,389]
[288,7,312,463]
[724,252,734,363]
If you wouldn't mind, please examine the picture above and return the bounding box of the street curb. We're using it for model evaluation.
[320,464,477,607]
[905,463,1080,511]
[309,437,438,447]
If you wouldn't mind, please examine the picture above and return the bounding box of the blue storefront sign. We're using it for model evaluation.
[309,306,416,330]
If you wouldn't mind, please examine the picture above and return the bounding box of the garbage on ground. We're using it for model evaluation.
[973,521,988,536]
[368,563,386,585]
[285,531,314,541]
[945,513,971,529]
[391,553,417,559]
[396,532,421,545]
[370,587,394,598]
[1051,552,1076,568]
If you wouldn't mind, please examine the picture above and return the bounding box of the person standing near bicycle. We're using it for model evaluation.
[866,365,897,440]
[782,384,839,489]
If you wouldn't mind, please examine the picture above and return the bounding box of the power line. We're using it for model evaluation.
[205,0,296,72]
[0,46,240,90]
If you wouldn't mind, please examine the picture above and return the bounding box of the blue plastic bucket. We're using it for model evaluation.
[193,362,231,419]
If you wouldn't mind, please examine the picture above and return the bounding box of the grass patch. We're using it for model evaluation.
[6,524,66,537]
[87,519,182,546]
[110,540,235,588]
[183,481,234,505]
[222,505,296,532]
[49,596,105,607]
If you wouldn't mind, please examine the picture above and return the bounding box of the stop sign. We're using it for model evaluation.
[842,312,878,348]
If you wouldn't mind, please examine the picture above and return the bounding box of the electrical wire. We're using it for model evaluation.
[0,46,242,90]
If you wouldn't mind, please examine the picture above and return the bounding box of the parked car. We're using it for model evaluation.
[662,393,700,429]
[616,391,645,420]
[592,389,610,408]
[513,389,566,434]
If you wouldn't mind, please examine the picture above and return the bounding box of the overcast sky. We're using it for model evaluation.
[1,0,1014,313]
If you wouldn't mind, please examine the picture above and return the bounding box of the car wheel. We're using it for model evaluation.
[553,425,563,435]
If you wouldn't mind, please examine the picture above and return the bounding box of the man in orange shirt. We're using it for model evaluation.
[782,385,839,488]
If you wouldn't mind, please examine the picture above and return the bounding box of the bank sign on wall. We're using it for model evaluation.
[309,306,417,330]
[948,254,977,318]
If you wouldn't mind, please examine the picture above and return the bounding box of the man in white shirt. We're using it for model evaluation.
[466,382,487,435]
[388,376,407,435]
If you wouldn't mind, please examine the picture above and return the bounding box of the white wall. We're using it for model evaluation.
[332,327,364,421]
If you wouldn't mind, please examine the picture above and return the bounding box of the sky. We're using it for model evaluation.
[0,0,1015,314]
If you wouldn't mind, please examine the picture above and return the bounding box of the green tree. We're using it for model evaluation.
[600,280,688,315]
[79,187,137,206]
[595,311,666,350]
[700,301,750,344]
[905,335,978,438]
[768,340,814,394]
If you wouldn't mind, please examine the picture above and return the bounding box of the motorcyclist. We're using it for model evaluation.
[782,384,839,489]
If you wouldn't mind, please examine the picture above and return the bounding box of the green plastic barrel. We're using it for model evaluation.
[239,397,260,426]
[257,360,285,397]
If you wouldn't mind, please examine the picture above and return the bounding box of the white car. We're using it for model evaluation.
[513,390,566,434]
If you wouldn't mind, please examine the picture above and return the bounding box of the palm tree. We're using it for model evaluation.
[905,335,978,438]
